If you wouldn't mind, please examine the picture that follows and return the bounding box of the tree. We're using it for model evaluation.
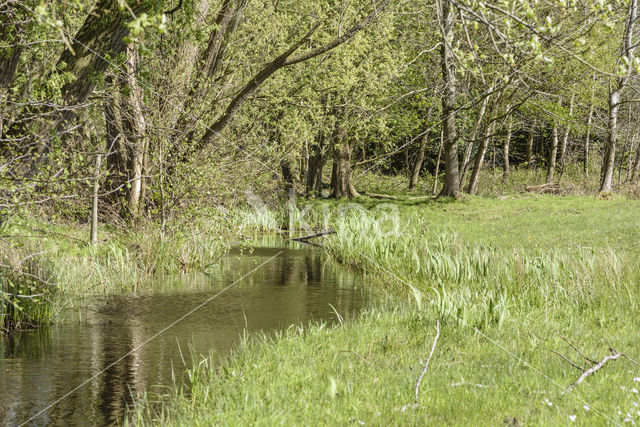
[601,0,638,193]
[437,0,460,197]
[192,0,391,155]
[546,125,559,184]
[503,103,512,179]
[4,0,162,156]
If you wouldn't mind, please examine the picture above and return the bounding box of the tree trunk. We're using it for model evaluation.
[90,154,102,245]
[0,3,22,91]
[546,125,559,184]
[409,133,429,190]
[301,142,309,184]
[409,133,428,190]
[103,44,147,220]
[526,123,535,168]
[631,134,640,182]
[139,138,150,217]
[601,90,621,193]
[330,161,338,189]
[306,135,326,197]
[0,2,20,158]
[201,0,246,82]
[331,141,359,198]
[438,0,459,198]
[623,130,635,184]
[281,159,295,192]
[503,105,512,179]
[559,94,574,172]
[432,127,444,195]
[160,0,214,129]
[59,0,155,108]
[306,157,325,197]
[120,44,148,218]
[622,110,634,184]
[409,107,434,190]
[104,78,127,208]
[459,92,490,189]
[584,91,594,177]
[167,0,244,138]
[405,147,412,179]
[466,121,495,195]
[601,0,638,193]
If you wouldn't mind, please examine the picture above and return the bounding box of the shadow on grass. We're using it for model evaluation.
[321,194,467,210]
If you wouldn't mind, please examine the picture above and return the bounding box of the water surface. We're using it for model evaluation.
[0,238,367,426]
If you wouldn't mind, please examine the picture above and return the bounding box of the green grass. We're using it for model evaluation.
[358,194,640,251]
[301,192,640,251]
[129,307,640,425]
[129,194,640,425]
[0,220,229,293]
[352,163,640,199]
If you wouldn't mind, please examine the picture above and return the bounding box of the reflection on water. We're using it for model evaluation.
[0,238,367,426]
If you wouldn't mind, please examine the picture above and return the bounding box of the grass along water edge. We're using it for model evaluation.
[130,195,640,425]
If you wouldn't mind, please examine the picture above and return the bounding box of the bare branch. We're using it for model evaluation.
[570,350,621,389]
[415,320,440,404]
[559,334,598,365]
[551,350,584,372]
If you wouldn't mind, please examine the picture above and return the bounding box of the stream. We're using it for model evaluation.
[0,238,368,426]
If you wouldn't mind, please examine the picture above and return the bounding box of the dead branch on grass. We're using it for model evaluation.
[570,349,622,390]
[414,320,440,404]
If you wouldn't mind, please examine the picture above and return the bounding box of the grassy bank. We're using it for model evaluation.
[130,195,640,425]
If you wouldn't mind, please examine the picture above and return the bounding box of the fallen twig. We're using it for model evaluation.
[612,348,640,368]
[364,192,432,201]
[0,290,45,299]
[570,348,621,389]
[559,333,598,365]
[555,337,640,390]
[289,230,336,242]
[415,319,440,404]
[551,350,584,372]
